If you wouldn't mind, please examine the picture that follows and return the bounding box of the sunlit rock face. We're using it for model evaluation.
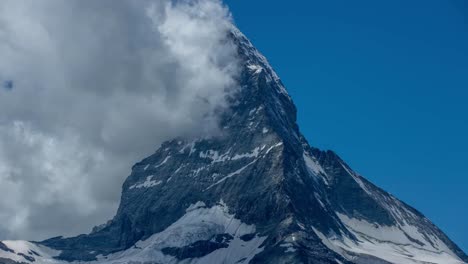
[1,27,467,264]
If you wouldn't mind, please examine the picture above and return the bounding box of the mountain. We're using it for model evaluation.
[1,27,467,264]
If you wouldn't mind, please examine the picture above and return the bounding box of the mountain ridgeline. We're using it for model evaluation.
[1,27,467,264]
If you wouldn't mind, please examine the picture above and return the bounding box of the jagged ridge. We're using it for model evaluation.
[1,27,466,264]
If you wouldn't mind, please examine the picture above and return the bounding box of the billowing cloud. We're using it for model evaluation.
[0,0,239,240]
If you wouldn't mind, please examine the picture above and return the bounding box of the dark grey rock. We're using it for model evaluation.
[161,234,233,260]
[16,254,34,263]
[29,27,468,264]
[0,243,14,254]
[0,258,27,264]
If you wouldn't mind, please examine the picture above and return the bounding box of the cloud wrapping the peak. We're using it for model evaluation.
[0,0,239,240]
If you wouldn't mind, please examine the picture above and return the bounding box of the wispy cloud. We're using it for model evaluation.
[0,0,239,240]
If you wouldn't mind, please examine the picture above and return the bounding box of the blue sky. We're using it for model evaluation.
[225,0,468,253]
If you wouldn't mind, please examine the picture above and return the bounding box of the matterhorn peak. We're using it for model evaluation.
[1,24,466,264]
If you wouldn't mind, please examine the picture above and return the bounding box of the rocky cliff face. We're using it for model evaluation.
[1,27,467,264]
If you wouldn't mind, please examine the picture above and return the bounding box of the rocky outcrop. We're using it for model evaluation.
[2,27,466,264]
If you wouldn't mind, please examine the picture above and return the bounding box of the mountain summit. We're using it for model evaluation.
[1,27,467,264]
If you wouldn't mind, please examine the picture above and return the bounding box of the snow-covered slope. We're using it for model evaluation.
[1,27,466,264]
[1,202,265,264]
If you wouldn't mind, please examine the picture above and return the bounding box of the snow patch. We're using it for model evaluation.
[279,242,297,253]
[303,152,325,176]
[154,156,171,169]
[205,159,257,191]
[200,149,231,164]
[1,202,267,264]
[312,214,465,264]
[231,147,260,160]
[179,141,197,155]
[247,64,263,74]
[95,201,267,264]
[303,152,328,185]
[186,201,207,212]
[129,176,162,189]
[198,145,269,165]
[0,240,61,264]
[192,166,207,177]
[265,142,283,155]
[248,107,257,116]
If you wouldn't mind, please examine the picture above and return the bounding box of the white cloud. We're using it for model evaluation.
[0,0,239,240]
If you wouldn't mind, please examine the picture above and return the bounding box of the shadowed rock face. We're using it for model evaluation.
[3,28,466,264]
[0,242,14,254]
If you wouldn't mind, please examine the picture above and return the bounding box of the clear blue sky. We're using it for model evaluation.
[225,0,468,253]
